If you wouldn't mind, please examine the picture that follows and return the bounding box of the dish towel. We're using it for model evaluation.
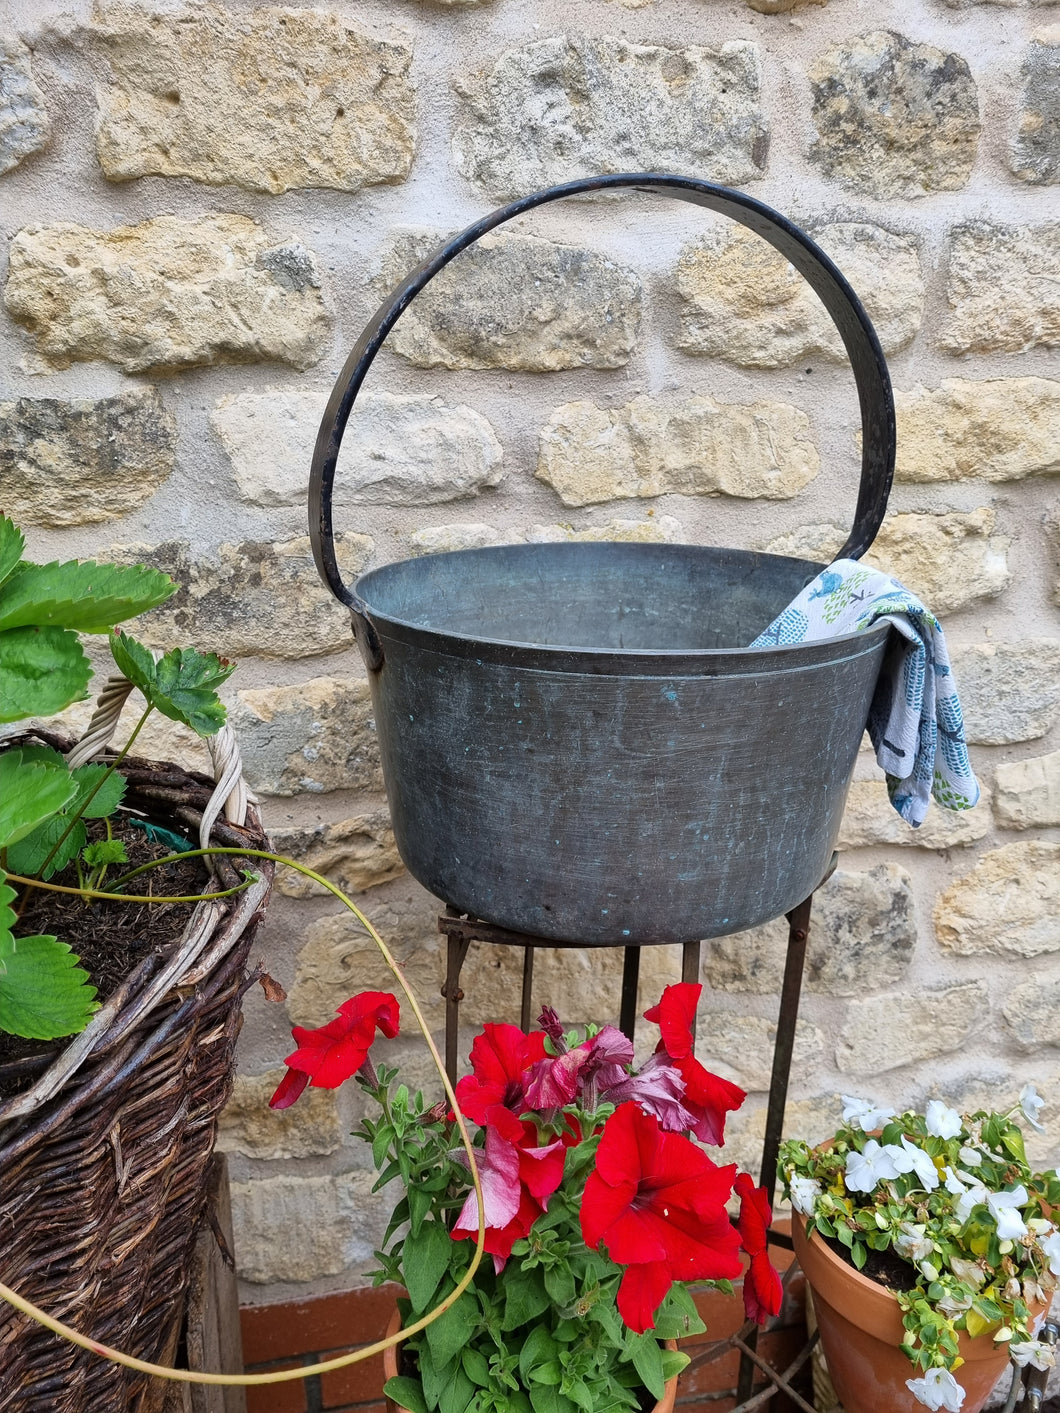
[749,558,979,827]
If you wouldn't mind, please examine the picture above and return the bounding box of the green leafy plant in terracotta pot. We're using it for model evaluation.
[780,1092,1060,1413]
[270,981,785,1413]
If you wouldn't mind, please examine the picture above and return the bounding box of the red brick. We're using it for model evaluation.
[241,1284,401,1364]
[243,1360,310,1413]
[320,1349,387,1408]
[324,1403,386,1413]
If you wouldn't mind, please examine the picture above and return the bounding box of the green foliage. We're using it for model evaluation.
[0,513,235,1042]
[0,875,97,1040]
[110,632,234,737]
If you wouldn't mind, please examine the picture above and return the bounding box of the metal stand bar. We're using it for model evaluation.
[681,939,701,1044]
[520,946,535,1031]
[619,946,641,1041]
[441,928,472,1084]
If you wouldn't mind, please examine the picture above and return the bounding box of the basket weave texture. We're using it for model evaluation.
[0,744,273,1413]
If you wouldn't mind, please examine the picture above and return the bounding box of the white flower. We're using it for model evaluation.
[894,1222,934,1264]
[841,1095,896,1132]
[1009,1339,1056,1371]
[906,1366,965,1411]
[898,1134,940,1192]
[950,1257,986,1289]
[845,1138,902,1194]
[957,1145,982,1167]
[987,1186,1029,1241]
[1021,1084,1046,1133]
[1040,1229,1060,1277]
[956,1179,989,1225]
[937,1290,974,1319]
[926,1100,963,1140]
[789,1174,821,1216]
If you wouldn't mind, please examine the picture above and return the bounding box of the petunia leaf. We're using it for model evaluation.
[0,558,176,633]
[0,750,79,847]
[0,515,24,588]
[403,1222,453,1315]
[0,873,98,1040]
[109,632,233,737]
[0,625,92,722]
[437,1363,475,1413]
[424,1287,478,1374]
[384,1380,428,1413]
[625,1331,665,1401]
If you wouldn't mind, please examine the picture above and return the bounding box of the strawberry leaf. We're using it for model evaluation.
[0,750,79,848]
[0,873,98,1040]
[0,515,24,589]
[110,632,233,737]
[0,558,176,634]
[0,625,92,722]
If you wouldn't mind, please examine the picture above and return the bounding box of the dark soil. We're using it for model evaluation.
[821,1230,920,1294]
[0,740,223,1097]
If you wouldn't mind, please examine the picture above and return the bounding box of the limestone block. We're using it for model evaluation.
[452,36,768,201]
[995,749,1060,829]
[894,379,1060,484]
[230,1171,385,1283]
[4,214,330,373]
[835,984,987,1075]
[705,865,916,996]
[746,0,828,10]
[1050,503,1060,607]
[228,676,381,797]
[270,812,404,898]
[764,509,1010,616]
[675,223,923,369]
[524,517,684,544]
[216,1070,343,1158]
[1003,976,1060,1051]
[407,517,684,556]
[949,641,1060,745]
[107,534,370,661]
[213,389,502,507]
[941,222,1060,354]
[0,388,175,526]
[1012,27,1060,185]
[0,34,49,174]
[93,3,414,194]
[696,1012,824,1092]
[536,396,818,508]
[376,231,640,372]
[808,32,980,199]
[942,0,1058,10]
[839,779,990,849]
[287,906,443,1032]
[935,842,1060,958]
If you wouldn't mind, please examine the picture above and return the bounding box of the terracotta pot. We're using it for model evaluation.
[792,1218,1033,1413]
[382,1309,678,1413]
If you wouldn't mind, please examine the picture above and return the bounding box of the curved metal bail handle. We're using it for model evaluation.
[309,173,896,613]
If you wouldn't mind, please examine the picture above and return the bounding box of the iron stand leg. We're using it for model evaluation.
[520,946,536,1031]
[619,946,641,1041]
[682,940,701,1043]
[735,888,817,1407]
[442,929,473,1085]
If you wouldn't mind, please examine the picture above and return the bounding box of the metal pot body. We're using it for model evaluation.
[355,542,891,946]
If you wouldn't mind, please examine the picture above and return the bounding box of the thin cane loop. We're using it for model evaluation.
[204,723,253,839]
[0,847,486,1388]
[65,675,136,770]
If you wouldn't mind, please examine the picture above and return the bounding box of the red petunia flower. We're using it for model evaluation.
[643,983,746,1146]
[580,1102,743,1333]
[269,991,399,1109]
[734,1172,783,1324]
[454,1023,548,1125]
[452,1105,569,1268]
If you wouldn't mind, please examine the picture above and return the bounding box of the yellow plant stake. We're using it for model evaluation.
[0,848,486,1388]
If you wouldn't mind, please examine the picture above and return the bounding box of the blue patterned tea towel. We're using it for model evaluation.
[749,559,979,827]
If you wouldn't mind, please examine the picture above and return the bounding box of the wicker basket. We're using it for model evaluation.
[0,711,274,1413]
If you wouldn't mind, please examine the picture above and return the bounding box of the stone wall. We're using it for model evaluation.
[1,0,1058,1304]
